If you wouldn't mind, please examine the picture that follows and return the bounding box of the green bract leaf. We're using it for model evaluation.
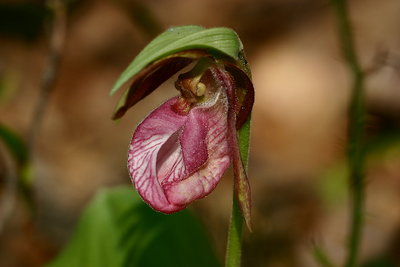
[110,25,245,96]
[47,186,220,267]
[238,116,251,167]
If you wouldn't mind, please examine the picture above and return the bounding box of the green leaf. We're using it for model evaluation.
[0,123,28,166]
[312,244,335,267]
[47,186,220,267]
[110,25,244,95]
[0,123,33,209]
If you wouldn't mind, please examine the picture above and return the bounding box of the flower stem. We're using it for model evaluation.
[225,117,251,267]
[331,1,366,266]
[225,195,244,267]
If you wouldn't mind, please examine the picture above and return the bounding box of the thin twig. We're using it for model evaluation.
[331,1,366,267]
[28,0,66,152]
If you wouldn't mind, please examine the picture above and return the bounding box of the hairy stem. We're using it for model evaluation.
[331,1,366,266]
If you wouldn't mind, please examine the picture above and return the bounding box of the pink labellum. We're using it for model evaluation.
[128,92,230,213]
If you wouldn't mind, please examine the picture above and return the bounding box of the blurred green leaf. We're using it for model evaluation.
[312,244,335,267]
[0,123,28,166]
[110,25,244,95]
[47,186,220,267]
[0,123,33,210]
[0,69,19,104]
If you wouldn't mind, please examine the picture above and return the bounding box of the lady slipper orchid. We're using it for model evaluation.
[110,26,254,228]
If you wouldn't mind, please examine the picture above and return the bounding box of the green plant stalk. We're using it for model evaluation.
[225,194,244,267]
[225,117,251,267]
[331,1,366,267]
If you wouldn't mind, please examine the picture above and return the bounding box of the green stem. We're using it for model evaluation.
[225,194,244,267]
[331,1,366,267]
[225,117,251,267]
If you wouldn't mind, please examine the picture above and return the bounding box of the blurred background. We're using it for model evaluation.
[0,0,400,266]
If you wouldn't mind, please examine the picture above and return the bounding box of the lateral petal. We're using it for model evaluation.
[212,67,252,230]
